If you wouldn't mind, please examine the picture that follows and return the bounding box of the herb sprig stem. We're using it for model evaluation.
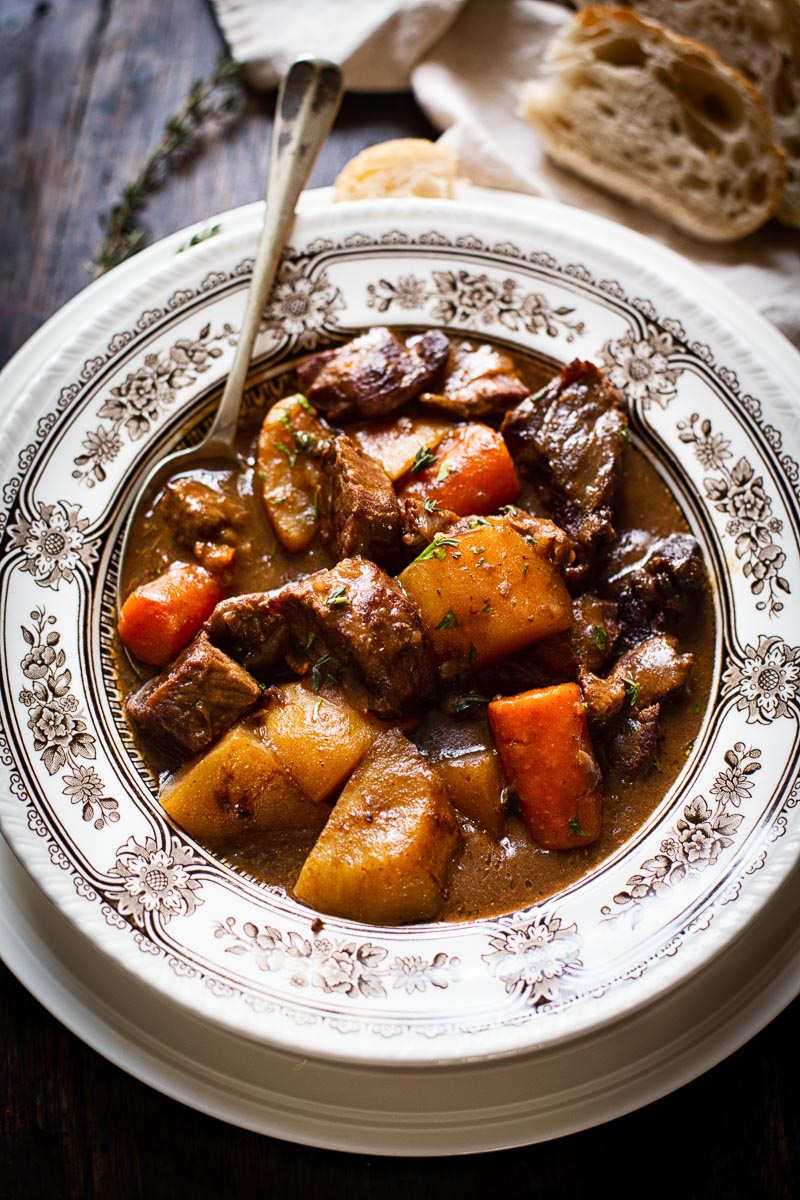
[93,54,243,277]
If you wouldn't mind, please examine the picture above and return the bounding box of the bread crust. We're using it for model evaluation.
[575,0,800,224]
[334,139,457,202]
[521,6,787,240]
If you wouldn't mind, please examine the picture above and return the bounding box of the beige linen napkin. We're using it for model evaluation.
[211,0,800,347]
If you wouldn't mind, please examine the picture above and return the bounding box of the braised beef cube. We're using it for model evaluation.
[604,703,661,779]
[473,644,553,699]
[398,494,459,557]
[126,632,262,759]
[205,592,289,677]
[157,479,241,573]
[579,668,627,723]
[573,594,620,672]
[418,339,529,418]
[502,360,627,579]
[270,557,436,720]
[294,346,337,384]
[599,530,706,645]
[295,327,450,422]
[536,593,621,681]
[608,634,693,709]
[318,434,402,565]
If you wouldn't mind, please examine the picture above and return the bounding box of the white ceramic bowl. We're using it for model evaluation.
[1,191,798,1081]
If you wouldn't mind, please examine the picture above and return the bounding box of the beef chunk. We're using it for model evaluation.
[608,634,693,709]
[604,703,661,779]
[537,593,621,681]
[418,339,529,418]
[205,593,289,677]
[579,669,627,723]
[157,479,241,573]
[502,360,627,579]
[295,327,450,422]
[599,530,706,645]
[571,593,620,673]
[270,557,436,719]
[398,494,459,557]
[126,632,262,759]
[318,434,402,565]
[581,633,692,726]
[473,644,554,699]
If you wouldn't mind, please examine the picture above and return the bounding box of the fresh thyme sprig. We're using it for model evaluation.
[93,53,244,277]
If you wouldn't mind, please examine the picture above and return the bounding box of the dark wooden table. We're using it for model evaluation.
[1,1,798,1195]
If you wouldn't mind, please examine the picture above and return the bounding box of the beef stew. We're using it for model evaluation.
[117,327,714,925]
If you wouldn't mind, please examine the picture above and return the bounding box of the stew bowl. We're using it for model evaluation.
[1,191,798,1087]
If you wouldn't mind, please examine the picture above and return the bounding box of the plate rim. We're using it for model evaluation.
[2,829,799,1154]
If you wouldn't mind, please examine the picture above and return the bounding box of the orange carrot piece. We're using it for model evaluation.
[118,563,224,666]
[398,423,520,515]
[488,683,602,850]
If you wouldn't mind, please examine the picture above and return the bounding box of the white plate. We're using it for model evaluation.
[1,189,799,1084]
[3,828,798,1154]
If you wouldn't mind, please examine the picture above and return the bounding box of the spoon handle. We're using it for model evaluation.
[205,58,343,450]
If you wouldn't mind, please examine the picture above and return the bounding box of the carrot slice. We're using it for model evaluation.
[488,683,602,849]
[398,422,520,515]
[118,563,224,666]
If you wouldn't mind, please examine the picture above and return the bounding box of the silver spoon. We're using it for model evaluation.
[116,57,343,615]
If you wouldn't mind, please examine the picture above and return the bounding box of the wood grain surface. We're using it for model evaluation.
[1,1,798,1194]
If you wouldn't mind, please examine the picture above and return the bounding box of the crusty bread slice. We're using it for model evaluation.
[334,139,457,201]
[575,0,800,226]
[520,7,786,240]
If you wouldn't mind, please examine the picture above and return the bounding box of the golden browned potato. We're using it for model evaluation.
[397,519,572,673]
[294,728,459,924]
[434,751,507,839]
[414,713,507,837]
[260,679,388,804]
[160,716,327,841]
[349,414,450,481]
[257,395,331,552]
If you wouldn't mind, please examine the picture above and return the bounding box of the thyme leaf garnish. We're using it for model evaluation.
[410,534,460,565]
[410,446,437,475]
[325,586,350,608]
[436,610,458,630]
[177,224,221,253]
[274,441,297,468]
[311,654,332,693]
[453,694,490,715]
[568,812,589,837]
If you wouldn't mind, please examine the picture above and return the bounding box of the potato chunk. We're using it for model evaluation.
[257,395,331,552]
[397,518,572,678]
[260,680,387,803]
[160,716,326,841]
[434,751,507,839]
[294,728,459,924]
[414,714,507,837]
[349,414,450,480]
